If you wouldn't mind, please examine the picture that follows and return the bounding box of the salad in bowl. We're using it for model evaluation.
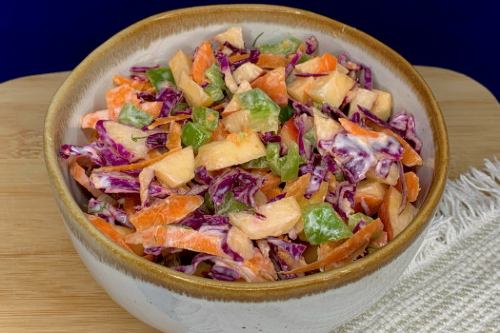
[59,26,423,283]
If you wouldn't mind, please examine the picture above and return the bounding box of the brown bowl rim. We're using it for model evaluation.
[44,4,448,302]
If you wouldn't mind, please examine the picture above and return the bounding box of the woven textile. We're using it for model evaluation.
[335,159,500,333]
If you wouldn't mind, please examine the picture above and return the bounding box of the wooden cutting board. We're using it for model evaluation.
[0,67,498,333]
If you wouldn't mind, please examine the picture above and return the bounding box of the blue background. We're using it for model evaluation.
[2,0,498,99]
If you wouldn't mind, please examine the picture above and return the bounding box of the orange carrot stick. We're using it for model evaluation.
[339,118,380,138]
[192,41,216,84]
[147,114,191,130]
[87,214,134,252]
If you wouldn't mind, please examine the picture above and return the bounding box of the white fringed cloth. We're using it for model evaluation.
[335,159,500,333]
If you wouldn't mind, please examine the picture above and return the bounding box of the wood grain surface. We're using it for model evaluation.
[0,67,498,332]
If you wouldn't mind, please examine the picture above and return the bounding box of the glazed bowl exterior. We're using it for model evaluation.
[44,5,448,333]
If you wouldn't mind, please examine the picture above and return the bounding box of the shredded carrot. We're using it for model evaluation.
[95,147,181,172]
[166,121,182,150]
[87,214,134,252]
[147,114,191,130]
[228,53,249,63]
[339,118,380,138]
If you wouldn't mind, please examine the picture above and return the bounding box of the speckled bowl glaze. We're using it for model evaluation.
[44,5,448,333]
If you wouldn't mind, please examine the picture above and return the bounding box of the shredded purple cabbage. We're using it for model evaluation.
[352,219,367,233]
[389,112,423,152]
[208,169,264,208]
[231,49,260,69]
[375,159,393,178]
[294,72,329,78]
[268,192,286,203]
[137,91,157,102]
[175,253,215,274]
[215,51,231,72]
[130,65,159,73]
[322,103,347,120]
[145,132,167,149]
[267,238,306,260]
[178,210,229,230]
[95,121,136,161]
[326,180,356,220]
[304,161,328,198]
[157,87,183,117]
[304,36,318,55]
[223,41,247,54]
[361,65,373,90]
[208,264,240,281]
[290,99,313,116]
[294,114,314,160]
[285,51,302,77]
[260,132,281,144]
[89,171,167,197]
[87,198,132,228]
[194,166,213,185]
[144,246,163,256]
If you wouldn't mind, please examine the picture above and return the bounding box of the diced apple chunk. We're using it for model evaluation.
[354,179,388,214]
[195,131,266,171]
[366,162,399,186]
[227,226,255,259]
[336,64,349,75]
[103,121,148,161]
[305,71,355,108]
[152,147,195,188]
[312,107,342,142]
[222,110,249,133]
[348,88,377,116]
[233,63,263,85]
[379,186,417,240]
[168,50,192,85]
[228,197,301,239]
[223,80,252,115]
[214,27,244,49]
[371,89,392,121]
[178,72,212,107]
[287,77,314,103]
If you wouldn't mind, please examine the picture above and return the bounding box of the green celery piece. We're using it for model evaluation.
[279,142,301,181]
[216,192,250,215]
[181,122,211,150]
[279,104,295,123]
[297,53,312,64]
[259,37,302,55]
[303,203,353,245]
[204,64,225,88]
[265,143,282,176]
[192,106,219,132]
[241,156,269,169]
[204,84,224,102]
[171,102,189,115]
[118,103,153,128]
[203,192,215,213]
[146,67,175,91]
[347,213,374,231]
[239,88,280,132]
[304,129,317,148]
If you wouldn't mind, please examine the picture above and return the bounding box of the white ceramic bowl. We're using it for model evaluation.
[44,5,448,333]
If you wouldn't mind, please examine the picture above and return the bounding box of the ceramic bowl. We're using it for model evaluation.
[44,5,448,333]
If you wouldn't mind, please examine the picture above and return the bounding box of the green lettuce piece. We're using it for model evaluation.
[118,103,153,128]
[241,156,269,170]
[303,203,353,245]
[347,213,374,231]
[216,192,250,215]
[239,88,280,132]
[181,122,211,149]
[203,84,224,102]
[205,64,225,88]
[192,106,219,131]
[146,67,175,91]
[259,37,302,55]
[265,141,302,182]
[279,104,295,124]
